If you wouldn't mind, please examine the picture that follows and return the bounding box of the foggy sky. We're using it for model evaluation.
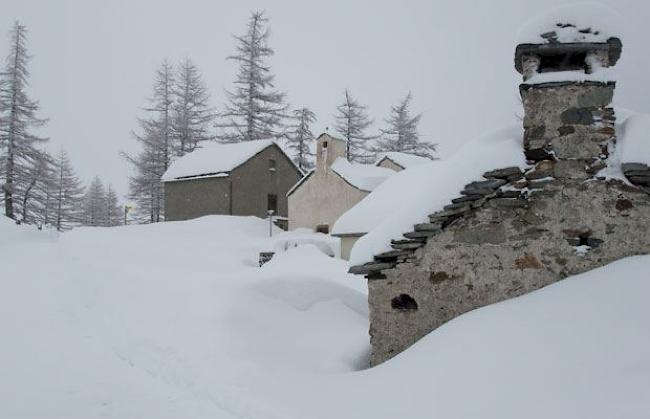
[2,0,649,197]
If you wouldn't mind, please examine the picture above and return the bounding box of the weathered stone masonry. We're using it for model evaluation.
[353,34,650,366]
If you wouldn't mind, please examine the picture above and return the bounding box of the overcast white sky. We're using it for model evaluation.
[2,0,649,197]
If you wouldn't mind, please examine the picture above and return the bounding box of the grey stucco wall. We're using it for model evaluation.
[164,177,231,221]
[288,169,370,231]
[230,144,302,218]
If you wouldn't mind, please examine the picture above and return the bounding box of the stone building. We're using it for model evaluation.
[162,140,302,223]
[332,152,433,260]
[350,21,650,366]
[287,133,395,234]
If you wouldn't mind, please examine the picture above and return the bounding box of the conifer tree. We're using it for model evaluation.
[82,176,106,226]
[16,149,53,225]
[52,149,85,231]
[286,107,316,171]
[374,92,437,159]
[334,89,376,163]
[105,185,121,227]
[172,58,215,155]
[218,11,287,142]
[124,60,174,223]
[0,21,48,220]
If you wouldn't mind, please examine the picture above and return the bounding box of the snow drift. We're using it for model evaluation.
[1,215,649,418]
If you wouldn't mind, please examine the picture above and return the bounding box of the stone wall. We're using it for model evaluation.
[164,177,231,222]
[363,81,650,366]
[369,176,650,365]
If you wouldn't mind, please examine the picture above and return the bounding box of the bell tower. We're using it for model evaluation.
[315,133,347,172]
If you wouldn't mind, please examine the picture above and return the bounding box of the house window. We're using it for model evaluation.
[269,159,276,172]
[267,194,278,213]
[323,141,328,148]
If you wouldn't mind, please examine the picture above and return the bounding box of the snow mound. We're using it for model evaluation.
[162,140,277,181]
[599,109,648,180]
[617,113,650,166]
[271,228,340,258]
[376,152,432,169]
[358,256,650,419]
[516,3,623,45]
[348,125,527,265]
[331,157,395,192]
[2,211,650,417]
[0,216,57,247]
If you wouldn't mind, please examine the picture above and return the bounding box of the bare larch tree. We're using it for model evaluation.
[172,58,215,156]
[82,176,106,226]
[124,60,174,223]
[0,21,48,220]
[218,11,287,142]
[374,92,437,159]
[53,149,85,231]
[105,184,121,227]
[285,107,316,171]
[334,89,376,163]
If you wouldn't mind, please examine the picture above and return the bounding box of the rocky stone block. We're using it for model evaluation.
[577,87,614,108]
[464,178,506,191]
[453,223,506,245]
[349,262,395,275]
[483,167,524,180]
[622,162,649,173]
[553,160,589,179]
[561,107,595,125]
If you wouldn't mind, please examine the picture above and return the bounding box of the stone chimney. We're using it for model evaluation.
[315,133,347,172]
[515,31,623,179]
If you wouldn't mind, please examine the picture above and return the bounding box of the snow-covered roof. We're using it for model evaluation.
[332,159,438,236]
[162,140,278,181]
[330,158,395,192]
[348,126,527,266]
[376,152,432,170]
[516,3,622,45]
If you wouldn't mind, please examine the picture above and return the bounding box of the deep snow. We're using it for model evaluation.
[1,216,649,419]
[345,125,527,265]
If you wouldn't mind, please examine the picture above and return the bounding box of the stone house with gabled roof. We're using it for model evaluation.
[287,133,395,234]
[349,12,650,366]
[162,140,302,222]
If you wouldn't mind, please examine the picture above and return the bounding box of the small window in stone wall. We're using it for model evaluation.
[316,224,329,234]
[391,294,418,311]
[269,159,277,172]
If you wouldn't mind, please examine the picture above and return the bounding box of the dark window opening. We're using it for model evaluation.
[316,224,329,234]
[539,52,588,73]
[391,294,418,311]
[269,159,277,172]
[323,141,328,148]
[267,194,278,213]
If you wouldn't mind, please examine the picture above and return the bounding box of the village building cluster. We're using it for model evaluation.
[160,6,650,368]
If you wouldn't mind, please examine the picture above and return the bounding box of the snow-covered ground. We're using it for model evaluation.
[1,215,649,419]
